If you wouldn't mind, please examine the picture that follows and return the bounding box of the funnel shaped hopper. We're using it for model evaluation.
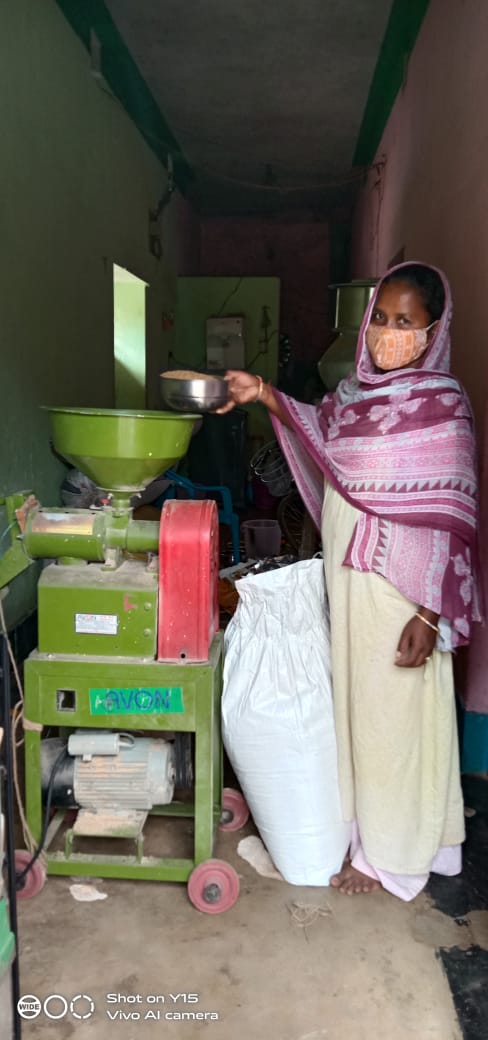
[45,407,199,495]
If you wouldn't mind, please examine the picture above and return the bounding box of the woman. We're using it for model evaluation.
[218,262,481,900]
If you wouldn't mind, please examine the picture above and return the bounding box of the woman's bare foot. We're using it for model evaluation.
[330,863,381,895]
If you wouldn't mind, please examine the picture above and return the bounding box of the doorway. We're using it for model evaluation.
[113,264,147,408]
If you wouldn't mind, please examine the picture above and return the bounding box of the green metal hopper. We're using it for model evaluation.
[45,407,199,495]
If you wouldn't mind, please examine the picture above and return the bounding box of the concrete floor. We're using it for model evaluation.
[17,813,480,1040]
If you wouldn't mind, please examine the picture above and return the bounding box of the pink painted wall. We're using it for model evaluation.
[351,0,488,430]
[200,218,330,362]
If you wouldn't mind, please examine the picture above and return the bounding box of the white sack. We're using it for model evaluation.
[222,558,351,885]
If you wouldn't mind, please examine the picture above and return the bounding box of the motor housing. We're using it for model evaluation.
[41,731,175,811]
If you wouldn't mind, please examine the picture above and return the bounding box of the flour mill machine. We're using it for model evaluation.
[3,407,248,914]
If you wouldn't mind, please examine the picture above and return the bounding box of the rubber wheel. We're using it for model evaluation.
[14,850,46,900]
[219,787,250,832]
[187,859,239,914]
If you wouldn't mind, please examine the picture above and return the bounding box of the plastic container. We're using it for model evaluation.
[241,520,281,560]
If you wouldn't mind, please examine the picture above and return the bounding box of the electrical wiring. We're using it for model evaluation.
[88,39,387,210]
[245,329,280,370]
[138,88,363,192]
[215,277,244,316]
[167,351,207,371]
[90,63,367,197]
[15,747,68,887]
[194,164,367,194]
[246,350,268,369]
[169,119,305,159]
[91,67,185,171]
[0,522,16,551]
[0,596,24,738]
[169,324,277,376]
[0,595,41,859]
[168,121,368,189]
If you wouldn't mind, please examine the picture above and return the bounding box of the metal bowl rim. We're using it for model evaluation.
[160,375,227,390]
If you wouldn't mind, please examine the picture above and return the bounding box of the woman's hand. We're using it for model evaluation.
[214,370,291,427]
[395,610,439,667]
[214,370,262,414]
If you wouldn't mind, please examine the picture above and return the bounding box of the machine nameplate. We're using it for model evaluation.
[89,687,184,714]
[75,613,118,635]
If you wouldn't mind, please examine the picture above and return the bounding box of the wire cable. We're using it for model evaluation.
[0,595,40,857]
[215,277,244,316]
[0,522,16,551]
[194,164,367,194]
[15,747,68,887]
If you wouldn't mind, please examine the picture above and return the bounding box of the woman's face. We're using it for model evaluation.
[367,280,437,372]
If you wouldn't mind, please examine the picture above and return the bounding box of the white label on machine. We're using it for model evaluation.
[42,512,73,521]
[75,613,118,635]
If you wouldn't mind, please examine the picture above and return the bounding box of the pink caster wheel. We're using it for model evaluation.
[219,787,249,832]
[187,859,239,914]
[14,850,46,899]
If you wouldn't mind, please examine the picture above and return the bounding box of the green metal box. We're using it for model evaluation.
[38,560,158,657]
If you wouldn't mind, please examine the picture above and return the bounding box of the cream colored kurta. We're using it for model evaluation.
[322,482,465,875]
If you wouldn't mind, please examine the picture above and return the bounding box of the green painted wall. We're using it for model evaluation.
[175,277,280,443]
[0,1,194,628]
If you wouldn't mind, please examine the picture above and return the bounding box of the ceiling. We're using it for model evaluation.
[104,0,394,217]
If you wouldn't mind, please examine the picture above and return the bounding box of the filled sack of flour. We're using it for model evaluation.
[222,558,350,885]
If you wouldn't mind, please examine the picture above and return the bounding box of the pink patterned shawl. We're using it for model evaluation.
[464,405,488,708]
[271,262,480,648]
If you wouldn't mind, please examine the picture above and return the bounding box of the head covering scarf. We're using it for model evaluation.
[271,262,480,647]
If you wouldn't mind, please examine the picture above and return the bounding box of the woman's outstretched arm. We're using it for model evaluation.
[215,370,292,428]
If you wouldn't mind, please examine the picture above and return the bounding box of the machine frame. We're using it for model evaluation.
[24,634,224,882]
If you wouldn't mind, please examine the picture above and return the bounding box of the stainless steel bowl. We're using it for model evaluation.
[160,374,229,414]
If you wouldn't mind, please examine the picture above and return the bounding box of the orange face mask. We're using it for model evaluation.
[366,323,436,371]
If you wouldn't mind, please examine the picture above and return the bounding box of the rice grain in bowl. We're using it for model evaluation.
[161,370,217,381]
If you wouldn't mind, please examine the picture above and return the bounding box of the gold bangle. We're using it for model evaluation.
[415,612,439,633]
[254,375,264,402]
